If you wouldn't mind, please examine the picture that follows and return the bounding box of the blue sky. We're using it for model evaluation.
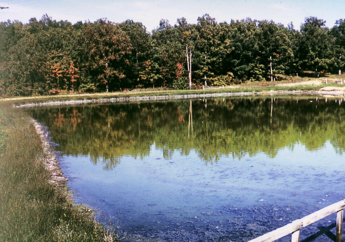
[0,0,344,32]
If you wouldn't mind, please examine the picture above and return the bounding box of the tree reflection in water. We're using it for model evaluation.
[29,97,345,169]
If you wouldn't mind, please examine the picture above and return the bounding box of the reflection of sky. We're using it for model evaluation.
[60,141,345,233]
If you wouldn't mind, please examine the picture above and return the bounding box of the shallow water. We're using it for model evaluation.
[29,98,345,241]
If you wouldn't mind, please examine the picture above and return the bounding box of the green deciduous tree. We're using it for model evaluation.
[119,20,157,88]
[298,17,335,74]
[78,19,132,91]
[330,19,345,74]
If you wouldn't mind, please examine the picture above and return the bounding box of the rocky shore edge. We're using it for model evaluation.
[31,119,68,187]
[13,89,345,108]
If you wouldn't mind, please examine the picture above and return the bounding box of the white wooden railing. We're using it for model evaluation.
[249,199,345,242]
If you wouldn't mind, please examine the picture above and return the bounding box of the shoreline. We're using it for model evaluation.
[31,119,68,187]
[31,119,116,241]
[0,103,114,241]
[13,89,345,108]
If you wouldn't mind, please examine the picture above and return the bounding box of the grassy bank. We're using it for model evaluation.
[0,103,115,241]
[1,82,338,105]
[3,74,345,103]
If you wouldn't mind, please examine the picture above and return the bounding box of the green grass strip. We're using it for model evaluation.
[0,103,116,242]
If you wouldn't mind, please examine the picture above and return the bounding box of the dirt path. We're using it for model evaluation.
[276,79,324,87]
[320,86,345,91]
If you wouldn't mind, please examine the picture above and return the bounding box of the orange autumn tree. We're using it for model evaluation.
[176,63,183,79]
[67,61,80,92]
[51,62,63,91]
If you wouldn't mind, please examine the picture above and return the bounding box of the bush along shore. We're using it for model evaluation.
[0,103,116,242]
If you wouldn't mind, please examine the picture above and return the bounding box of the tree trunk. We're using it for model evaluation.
[186,45,192,89]
[270,56,273,82]
[189,48,192,89]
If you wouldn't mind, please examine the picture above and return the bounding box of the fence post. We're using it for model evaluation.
[336,209,344,242]
[291,230,300,242]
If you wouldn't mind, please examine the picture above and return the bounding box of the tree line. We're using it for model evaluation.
[1,14,345,96]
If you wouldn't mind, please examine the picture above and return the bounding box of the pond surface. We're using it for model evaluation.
[29,98,345,241]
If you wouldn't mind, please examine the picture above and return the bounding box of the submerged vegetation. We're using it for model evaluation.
[0,103,115,241]
[1,14,345,96]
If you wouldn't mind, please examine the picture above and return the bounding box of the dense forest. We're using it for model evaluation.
[1,14,345,96]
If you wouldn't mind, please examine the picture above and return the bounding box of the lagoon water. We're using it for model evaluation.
[29,98,345,241]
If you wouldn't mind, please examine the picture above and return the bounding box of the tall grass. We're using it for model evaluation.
[0,103,115,241]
